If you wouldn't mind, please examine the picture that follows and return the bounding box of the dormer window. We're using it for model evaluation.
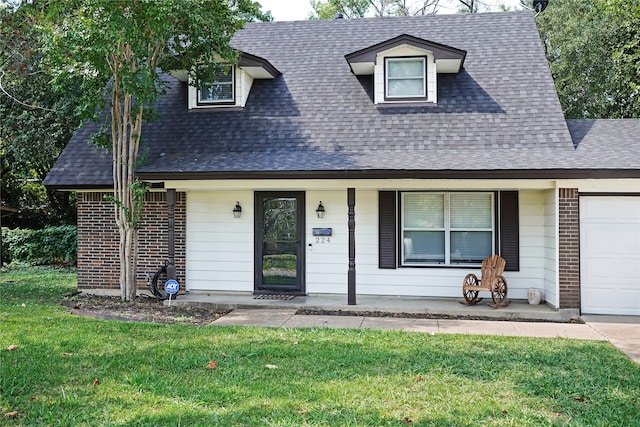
[170,51,281,110]
[385,57,426,100]
[198,65,234,105]
[345,34,466,105]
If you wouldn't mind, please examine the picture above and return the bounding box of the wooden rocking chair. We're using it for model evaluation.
[461,255,509,307]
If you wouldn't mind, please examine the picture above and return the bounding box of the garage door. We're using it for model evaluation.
[580,196,640,315]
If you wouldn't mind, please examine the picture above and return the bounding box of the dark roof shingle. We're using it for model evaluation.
[44,11,640,188]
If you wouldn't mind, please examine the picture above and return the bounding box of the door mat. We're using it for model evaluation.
[253,294,296,300]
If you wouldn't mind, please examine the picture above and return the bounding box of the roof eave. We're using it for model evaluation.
[345,33,466,75]
[168,50,281,83]
[238,52,281,78]
[136,169,640,182]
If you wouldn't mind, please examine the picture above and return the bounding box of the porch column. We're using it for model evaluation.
[558,188,580,309]
[166,188,176,280]
[348,188,356,305]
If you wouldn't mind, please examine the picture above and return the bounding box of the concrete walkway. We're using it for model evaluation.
[212,308,600,338]
[170,292,580,322]
[86,290,640,364]
[209,308,640,364]
[581,315,640,364]
[161,292,640,364]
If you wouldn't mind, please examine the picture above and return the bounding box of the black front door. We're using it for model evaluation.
[255,192,305,293]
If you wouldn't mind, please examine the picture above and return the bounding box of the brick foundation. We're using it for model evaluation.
[77,191,186,290]
[558,188,580,309]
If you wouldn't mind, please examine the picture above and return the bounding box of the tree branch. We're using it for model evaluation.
[0,71,57,112]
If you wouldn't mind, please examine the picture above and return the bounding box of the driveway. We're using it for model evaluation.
[582,315,640,364]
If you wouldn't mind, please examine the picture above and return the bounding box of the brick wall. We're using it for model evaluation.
[558,188,580,309]
[77,191,186,290]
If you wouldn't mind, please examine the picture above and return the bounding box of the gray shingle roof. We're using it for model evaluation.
[44,11,640,188]
[567,119,640,169]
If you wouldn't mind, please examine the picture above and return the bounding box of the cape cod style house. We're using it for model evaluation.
[44,11,640,316]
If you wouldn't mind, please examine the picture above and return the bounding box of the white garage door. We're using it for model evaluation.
[580,196,640,315]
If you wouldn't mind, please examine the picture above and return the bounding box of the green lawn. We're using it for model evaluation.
[1,267,639,426]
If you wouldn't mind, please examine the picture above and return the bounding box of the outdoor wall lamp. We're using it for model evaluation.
[233,201,242,218]
[316,201,326,218]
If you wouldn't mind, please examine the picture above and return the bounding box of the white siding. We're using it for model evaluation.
[238,69,254,107]
[305,191,349,294]
[543,189,558,307]
[186,191,254,291]
[374,45,436,104]
[187,68,254,109]
[353,190,550,299]
[513,191,548,299]
[187,190,352,293]
[182,182,560,300]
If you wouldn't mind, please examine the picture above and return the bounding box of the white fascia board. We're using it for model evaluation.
[240,66,276,79]
[161,179,558,192]
[349,62,375,75]
[169,69,189,82]
[379,44,431,57]
[556,178,640,192]
[435,59,463,73]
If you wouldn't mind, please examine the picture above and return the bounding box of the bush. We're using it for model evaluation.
[1,226,77,266]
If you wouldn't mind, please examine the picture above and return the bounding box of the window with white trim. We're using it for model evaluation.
[198,65,234,104]
[401,192,494,266]
[385,57,426,100]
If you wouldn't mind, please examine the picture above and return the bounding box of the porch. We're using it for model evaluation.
[164,292,579,323]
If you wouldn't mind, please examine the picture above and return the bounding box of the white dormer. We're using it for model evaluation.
[345,34,466,105]
[170,51,281,109]
[191,64,249,108]
[377,46,435,104]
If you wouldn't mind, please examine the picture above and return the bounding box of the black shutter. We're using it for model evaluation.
[499,191,519,271]
[379,191,397,269]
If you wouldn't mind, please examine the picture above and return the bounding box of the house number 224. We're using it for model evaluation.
[315,237,331,243]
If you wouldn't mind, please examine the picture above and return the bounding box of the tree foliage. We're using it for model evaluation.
[0,2,80,228]
[309,0,441,18]
[307,0,513,18]
[42,0,270,300]
[310,0,370,18]
[536,0,640,118]
[1,225,77,266]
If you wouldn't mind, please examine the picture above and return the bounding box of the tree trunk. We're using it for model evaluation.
[106,42,149,301]
[119,224,138,301]
[110,49,145,301]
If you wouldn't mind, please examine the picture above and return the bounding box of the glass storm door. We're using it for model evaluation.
[255,192,305,292]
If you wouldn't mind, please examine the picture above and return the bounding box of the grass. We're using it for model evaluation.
[1,267,639,426]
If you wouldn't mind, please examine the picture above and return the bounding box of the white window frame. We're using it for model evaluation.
[401,192,495,266]
[197,65,235,105]
[385,57,426,100]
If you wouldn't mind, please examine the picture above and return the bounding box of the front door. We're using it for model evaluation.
[255,192,305,293]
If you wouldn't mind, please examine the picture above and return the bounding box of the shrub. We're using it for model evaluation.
[1,226,77,266]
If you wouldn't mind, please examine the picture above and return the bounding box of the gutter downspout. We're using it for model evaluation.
[166,189,176,281]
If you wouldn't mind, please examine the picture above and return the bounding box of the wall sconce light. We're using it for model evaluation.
[316,201,326,218]
[233,201,242,218]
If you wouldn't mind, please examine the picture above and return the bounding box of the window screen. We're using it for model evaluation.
[386,58,426,98]
[199,65,234,103]
[402,192,494,266]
